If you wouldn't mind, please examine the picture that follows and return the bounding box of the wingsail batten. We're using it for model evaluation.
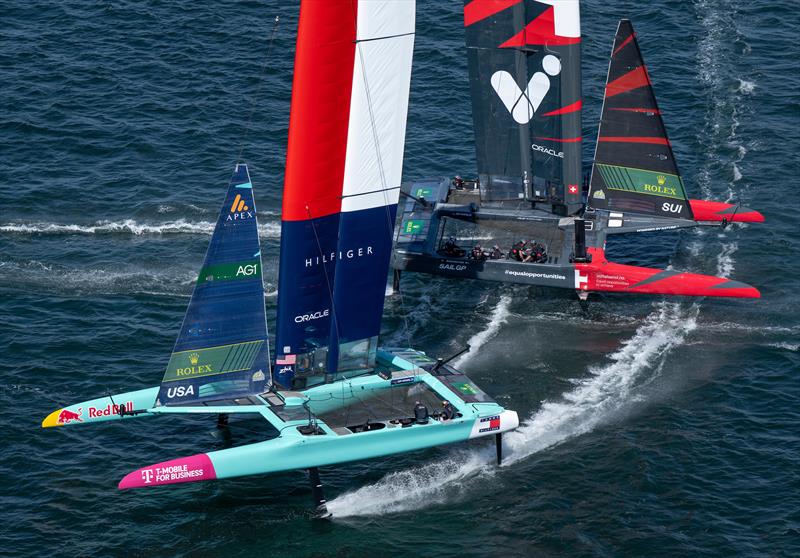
[587,20,693,220]
[156,164,269,406]
[275,0,415,388]
[464,0,582,212]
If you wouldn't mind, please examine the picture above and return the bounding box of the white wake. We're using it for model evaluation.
[0,219,280,238]
[452,295,512,368]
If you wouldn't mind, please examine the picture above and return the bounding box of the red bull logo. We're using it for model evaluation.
[57,407,83,424]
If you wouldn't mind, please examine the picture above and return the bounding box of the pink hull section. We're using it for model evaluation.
[689,199,764,223]
[576,248,760,298]
[118,453,216,490]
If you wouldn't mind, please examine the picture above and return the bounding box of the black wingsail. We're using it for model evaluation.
[588,19,694,220]
[464,0,582,214]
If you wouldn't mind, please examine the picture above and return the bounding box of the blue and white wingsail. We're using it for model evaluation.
[274,0,415,388]
[155,164,270,406]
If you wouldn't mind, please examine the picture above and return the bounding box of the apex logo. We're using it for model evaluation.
[227,193,254,221]
[230,194,249,213]
[491,55,561,124]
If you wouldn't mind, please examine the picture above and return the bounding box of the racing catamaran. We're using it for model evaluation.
[392,1,763,300]
[42,0,518,516]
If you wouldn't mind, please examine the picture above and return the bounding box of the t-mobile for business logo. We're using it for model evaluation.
[491,54,561,124]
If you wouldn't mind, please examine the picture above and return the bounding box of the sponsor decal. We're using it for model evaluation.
[478,415,501,433]
[305,246,374,268]
[140,463,206,485]
[531,143,564,158]
[592,190,606,200]
[403,220,424,234]
[661,202,684,214]
[175,352,213,378]
[236,264,258,277]
[165,385,195,399]
[504,269,567,281]
[391,377,415,386]
[596,164,686,200]
[226,194,253,221]
[88,401,134,417]
[415,187,433,198]
[163,341,264,382]
[57,407,83,424]
[491,55,561,124]
[454,382,478,395]
[439,263,468,271]
[294,309,329,323]
[252,370,266,382]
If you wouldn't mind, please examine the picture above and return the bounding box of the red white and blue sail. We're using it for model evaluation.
[156,164,270,405]
[275,0,415,388]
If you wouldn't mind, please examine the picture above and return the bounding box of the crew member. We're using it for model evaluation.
[509,240,525,261]
[453,175,464,189]
[441,400,455,421]
[489,245,503,259]
[414,401,429,424]
[471,244,487,260]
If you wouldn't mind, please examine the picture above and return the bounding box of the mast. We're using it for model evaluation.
[464,0,582,214]
[587,19,694,220]
[275,0,416,389]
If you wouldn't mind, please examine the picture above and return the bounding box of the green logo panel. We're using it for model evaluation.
[596,164,686,200]
[197,259,261,285]
[402,220,425,234]
[415,187,433,198]
[162,340,264,382]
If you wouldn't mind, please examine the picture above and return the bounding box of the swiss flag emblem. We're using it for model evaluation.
[568,184,578,194]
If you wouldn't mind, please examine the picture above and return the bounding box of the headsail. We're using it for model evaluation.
[275,0,415,388]
[156,164,270,406]
[587,19,694,220]
[464,0,582,213]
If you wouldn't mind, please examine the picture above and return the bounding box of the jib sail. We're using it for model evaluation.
[464,0,582,213]
[156,164,270,406]
[274,0,415,388]
[587,19,694,220]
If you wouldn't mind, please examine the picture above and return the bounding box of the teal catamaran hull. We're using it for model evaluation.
[43,348,519,490]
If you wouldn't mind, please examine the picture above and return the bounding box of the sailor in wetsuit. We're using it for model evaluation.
[414,401,429,424]
[440,400,455,421]
[489,245,503,259]
[453,175,464,189]
[509,240,525,261]
[471,244,488,260]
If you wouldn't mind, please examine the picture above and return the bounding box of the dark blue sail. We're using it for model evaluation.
[156,164,270,406]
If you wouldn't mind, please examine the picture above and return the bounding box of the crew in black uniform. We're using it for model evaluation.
[440,400,455,421]
[414,401,429,424]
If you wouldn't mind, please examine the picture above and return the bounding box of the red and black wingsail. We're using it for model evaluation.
[464,0,582,212]
[588,19,693,220]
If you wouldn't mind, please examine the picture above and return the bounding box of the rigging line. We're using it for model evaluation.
[350,3,414,350]
[305,206,341,352]
[235,15,281,165]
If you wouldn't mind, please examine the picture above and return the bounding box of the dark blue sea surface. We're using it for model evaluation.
[2,1,798,556]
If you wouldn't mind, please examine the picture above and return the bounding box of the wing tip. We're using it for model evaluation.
[41,409,63,428]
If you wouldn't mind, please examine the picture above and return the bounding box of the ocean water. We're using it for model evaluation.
[2,1,799,556]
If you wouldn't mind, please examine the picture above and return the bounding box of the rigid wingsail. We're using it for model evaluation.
[42,0,518,517]
[392,1,763,300]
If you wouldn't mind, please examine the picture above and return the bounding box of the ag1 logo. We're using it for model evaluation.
[236,264,258,277]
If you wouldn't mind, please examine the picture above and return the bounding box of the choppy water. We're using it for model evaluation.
[2,1,799,556]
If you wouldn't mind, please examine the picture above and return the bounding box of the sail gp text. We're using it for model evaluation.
[305,246,373,267]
